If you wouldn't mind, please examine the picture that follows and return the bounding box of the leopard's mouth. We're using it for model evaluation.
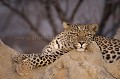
[75,43,88,52]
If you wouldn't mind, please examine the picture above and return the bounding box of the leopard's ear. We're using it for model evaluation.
[63,22,70,29]
[90,24,98,32]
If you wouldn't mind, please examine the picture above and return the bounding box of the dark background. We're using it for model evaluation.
[0,0,120,54]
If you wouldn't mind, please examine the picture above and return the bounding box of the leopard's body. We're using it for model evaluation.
[13,22,120,75]
[94,36,120,63]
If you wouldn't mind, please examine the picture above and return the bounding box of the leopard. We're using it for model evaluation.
[13,22,120,76]
[13,22,98,75]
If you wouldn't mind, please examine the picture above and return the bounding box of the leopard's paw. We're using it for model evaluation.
[16,59,33,76]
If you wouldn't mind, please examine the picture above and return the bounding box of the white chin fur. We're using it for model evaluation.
[77,48,85,52]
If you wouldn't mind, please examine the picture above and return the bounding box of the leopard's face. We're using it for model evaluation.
[63,22,98,51]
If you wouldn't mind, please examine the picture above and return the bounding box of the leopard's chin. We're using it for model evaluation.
[76,48,85,52]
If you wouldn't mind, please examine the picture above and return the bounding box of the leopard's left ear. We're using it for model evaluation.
[90,24,98,32]
[63,22,70,29]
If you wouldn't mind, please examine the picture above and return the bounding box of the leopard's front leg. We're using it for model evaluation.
[12,53,37,63]
[14,49,68,76]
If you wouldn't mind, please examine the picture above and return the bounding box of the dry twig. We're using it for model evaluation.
[69,0,83,22]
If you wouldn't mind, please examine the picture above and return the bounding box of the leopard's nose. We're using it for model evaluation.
[79,42,85,46]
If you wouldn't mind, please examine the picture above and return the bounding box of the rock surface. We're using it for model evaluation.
[0,40,120,79]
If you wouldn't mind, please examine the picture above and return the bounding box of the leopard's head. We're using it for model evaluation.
[63,22,98,51]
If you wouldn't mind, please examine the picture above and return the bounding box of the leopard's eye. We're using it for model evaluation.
[85,34,91,37]
[88,34,91,36]
[70,32,77,34]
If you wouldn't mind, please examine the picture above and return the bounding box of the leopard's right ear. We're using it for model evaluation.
[63,22,70,29]
[90,24,99,32]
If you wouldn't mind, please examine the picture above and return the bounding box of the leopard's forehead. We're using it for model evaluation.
[70,24,92,31]
[63,22,98,34]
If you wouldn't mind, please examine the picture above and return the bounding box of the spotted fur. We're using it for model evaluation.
[94,36,120,63]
